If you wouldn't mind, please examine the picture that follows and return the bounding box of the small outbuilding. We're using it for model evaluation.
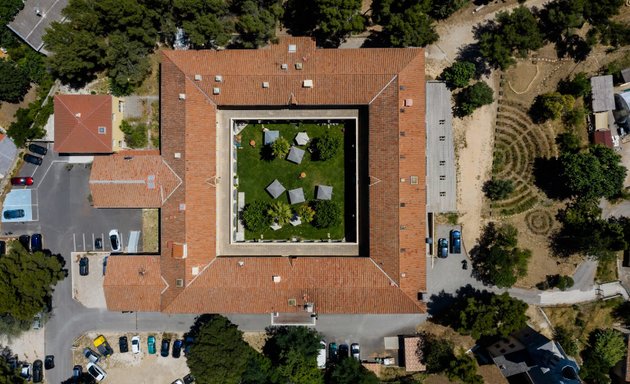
[287,146,305,164]
[316,185,333,200]
[591,75,615,113]
[264,130,279,145]
[295,132,310,146]
[266,179,285,199]
[288,188,305,204]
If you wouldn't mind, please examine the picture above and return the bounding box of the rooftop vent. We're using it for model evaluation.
[288,298,297,306]
[179,203,186,211]
[194,74,202,81]
[410,175,419,185]
[178,93,186,100]
[176,279,184,287]
[295,63,303,70]
[302,79,313,88]
[192,266,199,275]
[238,261,245,267]
[272,275,281,283]
[147,174,156,190]
[75,113,81,118]
[281,63,288,70]
[288,44,297,53]
[98,126,106,134]
[215,75,223,82]
[404,99,413,107]
[262,81,269,88]
[174,152,181,159]
[124,156,133,160]
[213,87,220,95]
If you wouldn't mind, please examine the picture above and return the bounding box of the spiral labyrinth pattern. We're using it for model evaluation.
[491,100,558,216]
[525,209,554,235]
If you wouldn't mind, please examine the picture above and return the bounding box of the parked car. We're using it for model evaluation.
[31,234,42,252]
[351,343,360,360]
[86,362,106,382]
[93,335,114,357]
[317,341,326,369]
[148,336,156,354]
[102,256,108,275]
[10,177,33,186]
[131,336,140,354]
[20,363,31,379]
[172,380,184,384]
[119,336,129,353]
[32,314,41,330]
[328,342,338,362]
[338,344,349,360]
[450,230,462,254]
[109,229,121,252]
[19,235,30,251]
[172,339,183,358]
[438,238,448,258]
[79,257,89,276]
[4,209,25,220]
[23,154,43,166]
[33,360,43,383]
[161,339,171,357]
[0,240,5,255]
[72,365,82,378]
[28,144,47,156]
[83,348,100,363]
[183,374,196,384]
[183,335,194,354]
[44,355,54,370]
[95,237,103,249]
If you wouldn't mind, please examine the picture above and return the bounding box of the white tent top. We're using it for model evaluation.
[288,188,305,204]
[266,179,285,199]
[287,146,305,164]
[295,132,310,145]
[264,130,280,145]
[316,185,333,200]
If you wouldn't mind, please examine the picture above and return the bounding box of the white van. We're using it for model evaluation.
[317,341,327,369]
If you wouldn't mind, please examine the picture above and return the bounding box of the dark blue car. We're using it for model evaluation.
[450,230,461,254]
[438,238,448,258]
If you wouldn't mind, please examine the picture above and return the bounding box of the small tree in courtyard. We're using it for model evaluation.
[242,201,268,231]
[455,82,494,117]
[267,201,292,226]
[483,179,514,200]
[314,133,342,160]
[440,61,476,89]
[295,204,315,223]
[271,137,290,158]
[313,200,342,228]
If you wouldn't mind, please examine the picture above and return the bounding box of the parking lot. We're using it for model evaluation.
[72,251,109,308]
[74,332,190,384]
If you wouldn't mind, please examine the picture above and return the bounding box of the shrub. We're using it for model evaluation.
[553,327,578,357]
[242,201,269,231]
[314,133,342,160]
[267,201,292,226]
[440,61,476,89]
[313,200,341,228]
[558,72,591,98]
[120,120,148,148]
[530,92,574,123]
[295,204,315,223]
[455,82,494,117]
[271,136,290,158]
[483,179,514,200]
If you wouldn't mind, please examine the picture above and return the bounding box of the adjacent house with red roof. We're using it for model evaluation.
[95,37,428,316]
[54,95,124,154]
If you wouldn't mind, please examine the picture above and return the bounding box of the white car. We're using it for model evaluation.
[87,362,107,382]
[109,229,121,252]
[317,340,327,369]
[131,336,141,354]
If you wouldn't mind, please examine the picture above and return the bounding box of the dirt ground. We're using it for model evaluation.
[0,86,38,128]
[242,332,267,353]
[75,332,190,384]
[142,209,159,253]
[0,328,45,362]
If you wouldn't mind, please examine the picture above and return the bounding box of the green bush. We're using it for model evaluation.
[267,201,292,226]
[440,61,476,89]
[313,200,342,228]
[456,82,494,117]
[483,179,514,201]
[120,120,148,148]
[242,201,269,231]
[271,136,290,158]
[314,133,342,160]
[295,204,315,223]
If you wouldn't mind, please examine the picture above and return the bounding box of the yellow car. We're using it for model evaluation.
[93,335,113,357]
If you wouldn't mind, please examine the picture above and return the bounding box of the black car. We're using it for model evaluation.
[19,235,30,251]
[95,238,103,249]
[72,365,82,378]
[31,234,42,252]
[119,336,129,353]
[79,257,89,276]
[161,339,170,357]
[23,154,43,166]
[338,344,349,360]
[44,355,54,370]
[0,240,5,255]
[450,230,462,254]
[103,256,108,276]
[33,360,43,383]
[28,143,47,156]
[172,339,183,358]
[3,209,25,220]
[437,238,448,258]
[183,335,194,355]
[183,374,196,384]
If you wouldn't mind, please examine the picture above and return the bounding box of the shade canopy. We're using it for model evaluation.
[295,132,310,145]
[266,179,285,199]
[287,146,305,164]
[316,185,333,200]
[288,188,305,204]
[264,130,279,145]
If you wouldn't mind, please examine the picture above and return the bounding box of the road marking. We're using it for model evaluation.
[91,233,95,251]
[82,233,86,251]
[72,233,76,252]
[120,232,124,253]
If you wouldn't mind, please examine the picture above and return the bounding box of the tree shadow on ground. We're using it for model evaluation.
[532,157,569,200]
[427,285,491,322]
[455,42,491,78]
[259,144,274,161]
[361,31,390,48]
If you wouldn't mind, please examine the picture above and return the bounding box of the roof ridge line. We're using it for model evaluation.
[368,257,399,287]
[78,97,113,149]
[368,75,398,105]
[186,75,217,107]
[160,157,183,204]
[161,258,219,313]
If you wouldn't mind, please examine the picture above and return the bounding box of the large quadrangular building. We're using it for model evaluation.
[97,37,427,315]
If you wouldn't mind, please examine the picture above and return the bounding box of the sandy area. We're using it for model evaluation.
[142,209,159,253]
[0,86,38,129]
[72,252,109,308]
[0,328,45,362]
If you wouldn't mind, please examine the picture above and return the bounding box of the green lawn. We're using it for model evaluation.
[236,122,347,240]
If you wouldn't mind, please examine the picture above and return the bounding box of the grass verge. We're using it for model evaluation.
[142,209,159,252]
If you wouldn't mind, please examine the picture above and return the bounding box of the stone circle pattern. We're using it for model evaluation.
[525,209,554,235]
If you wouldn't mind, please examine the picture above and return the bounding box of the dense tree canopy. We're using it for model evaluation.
[314,0,367,47]
[447,354,483,384]
[440,60,476,89]
[419,332,454,373]
[105,33,151,96]
[455,82,494,117]
[313,200,342,228]
[557,72,591,98]
[483,179,514,201]
[470,223,531,288]
[314,133,342,161]
[0,242,65,323]
[234,0,283,49]
[530,92,575,123]
[0,60,31,103]
[242,201,269,231]
[328,357,379,384]
[0,0,24,47]
[371,0,437,47]
[580,329,626,383]
[428,0,469,20]
[457,292,528,339]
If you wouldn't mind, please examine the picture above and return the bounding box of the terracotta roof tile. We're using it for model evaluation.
[54,95,113,153]
[103,256,165,311]
[105,37,427,314]
[89,151,181,208]
[404,336,426,372]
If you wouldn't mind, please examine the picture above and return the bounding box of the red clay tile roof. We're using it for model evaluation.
[89,150,181,208]
[404,336,426,372]
[593,130,613,149]
[103,256,166,312]
[105,37,427,314]
[54,95,113,153]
